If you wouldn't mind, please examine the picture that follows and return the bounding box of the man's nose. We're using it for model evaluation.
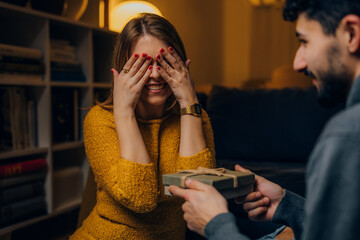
[293,46,307,72]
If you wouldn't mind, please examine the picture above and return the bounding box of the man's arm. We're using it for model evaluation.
[168,165,293,239]
[303,134,360,240]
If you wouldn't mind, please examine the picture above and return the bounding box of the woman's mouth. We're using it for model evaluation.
[145,83,166,92]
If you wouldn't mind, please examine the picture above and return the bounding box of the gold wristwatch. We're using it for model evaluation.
[180,103,202,117]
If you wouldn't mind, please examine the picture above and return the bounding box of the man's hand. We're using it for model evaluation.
[168,179,229,236]
[235,165,285,222]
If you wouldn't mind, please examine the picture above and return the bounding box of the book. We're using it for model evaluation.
[8,87,28,150]
[0,55,42,65]
[0,88,13,152]
[50,39,79,65]
[51,71,86,82]
[0,73,43,82]
[51,61,82,73]
[0,158,47,178]
[0,180,45,205]
[0,196,47,225]
[0,62,45,74]
[0,171,46,189]
[53,167,83,209]
[0,43,42,60]
[52,88,78,143]
[27,101,37,148]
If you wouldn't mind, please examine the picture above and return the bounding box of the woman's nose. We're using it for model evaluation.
[150,62,160,79]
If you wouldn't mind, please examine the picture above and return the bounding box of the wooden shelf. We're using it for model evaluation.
[93,82,112,88]
[0,2,116,33]
[0,199,81,236]
[52,141,84,152]
[50,82,90,88]
[0,148,48,160]
[0,79,46,87]
[0,2,116,236]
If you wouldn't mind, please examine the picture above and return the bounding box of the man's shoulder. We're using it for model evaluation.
[322,103,360,137]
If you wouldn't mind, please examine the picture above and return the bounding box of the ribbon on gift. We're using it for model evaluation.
[178,167,238,188]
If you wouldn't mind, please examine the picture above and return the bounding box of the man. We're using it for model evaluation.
[169,0,360,239]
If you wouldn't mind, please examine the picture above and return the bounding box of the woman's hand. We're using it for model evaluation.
[156,47,198,108]
[112,53,153,115]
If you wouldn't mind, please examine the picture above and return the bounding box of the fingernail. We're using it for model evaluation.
[169,46,173,51]
[156,66,161,71]
[256,192,261,198]
[134,53,139,58]
[142,53,147,57]
[110,69,114,74]
[149,65,153,70]
[147,56,152,61]
[185,179,191,186]
[160,48,165,53]
[156,54,161,60]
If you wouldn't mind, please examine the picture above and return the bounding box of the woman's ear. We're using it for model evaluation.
[342,14,360,54]
[185,59,191,69]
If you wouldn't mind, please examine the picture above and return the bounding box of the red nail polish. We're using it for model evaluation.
[134,53,139,58]
[142,53,147,57]
[111,69,114,74]
[160,48,165,53]
[147,56,152,61]
[149,65,153,70]
[156,54,161,59]
[169,46,173,51]
[156,66,161,71]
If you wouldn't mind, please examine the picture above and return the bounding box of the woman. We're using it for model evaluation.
[70,13,215,239]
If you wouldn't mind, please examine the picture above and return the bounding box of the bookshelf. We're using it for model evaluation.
[0,2,116,237]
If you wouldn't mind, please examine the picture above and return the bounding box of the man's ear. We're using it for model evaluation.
[342,14,360,54]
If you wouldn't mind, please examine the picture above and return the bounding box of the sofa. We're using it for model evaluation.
[77,84,344,239]
[191,85,344,239]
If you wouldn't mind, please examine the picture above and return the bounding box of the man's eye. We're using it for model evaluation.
[299,39,308,44]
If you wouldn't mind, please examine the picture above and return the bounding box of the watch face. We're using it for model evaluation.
[194,104,202,114]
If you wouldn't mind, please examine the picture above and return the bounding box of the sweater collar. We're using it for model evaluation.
[346,75,360,108]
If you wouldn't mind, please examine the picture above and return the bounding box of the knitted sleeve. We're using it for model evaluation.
[83,107,158,213]
[177,110,216,170]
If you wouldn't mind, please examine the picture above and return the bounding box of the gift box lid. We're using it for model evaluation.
[162,168,255,190]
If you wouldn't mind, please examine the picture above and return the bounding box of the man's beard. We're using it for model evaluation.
[311,45,351,108]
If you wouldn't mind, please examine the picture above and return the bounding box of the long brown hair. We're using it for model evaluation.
[98,13,187,111]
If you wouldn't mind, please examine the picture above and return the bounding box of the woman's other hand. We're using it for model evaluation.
[156,47,198,108]
[112,53,153,115]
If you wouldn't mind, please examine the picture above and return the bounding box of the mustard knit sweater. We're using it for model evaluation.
[70,105,216,240]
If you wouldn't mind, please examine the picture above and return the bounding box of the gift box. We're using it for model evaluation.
[162,167,255,199]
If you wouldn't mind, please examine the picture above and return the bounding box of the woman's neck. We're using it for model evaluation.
[135,102,165,120]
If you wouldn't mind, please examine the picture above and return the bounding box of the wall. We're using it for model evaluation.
[82,0,300,87]
[223,0,299,86]
[105,0,223,86]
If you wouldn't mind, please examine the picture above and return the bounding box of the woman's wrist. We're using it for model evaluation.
[114,106,136,119]
[179,96,199,109]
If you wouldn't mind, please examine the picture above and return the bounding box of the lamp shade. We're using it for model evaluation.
[109,1,162,32]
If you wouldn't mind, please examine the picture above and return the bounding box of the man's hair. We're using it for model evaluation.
[283,0,360,35]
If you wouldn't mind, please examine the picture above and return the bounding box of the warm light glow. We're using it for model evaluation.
[109,1,162,32]
[248,0,284,7]
[99,0,105,28]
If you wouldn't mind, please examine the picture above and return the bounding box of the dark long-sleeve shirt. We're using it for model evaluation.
[205,75,360,240]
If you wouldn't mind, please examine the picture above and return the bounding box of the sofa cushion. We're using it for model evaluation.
[207,85,343,163]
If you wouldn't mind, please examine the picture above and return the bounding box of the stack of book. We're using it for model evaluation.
[50,39,86,82]
[0,43,44,82]
[0,158,47,226]
[0,87,37,152]
[52,88,79,144]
